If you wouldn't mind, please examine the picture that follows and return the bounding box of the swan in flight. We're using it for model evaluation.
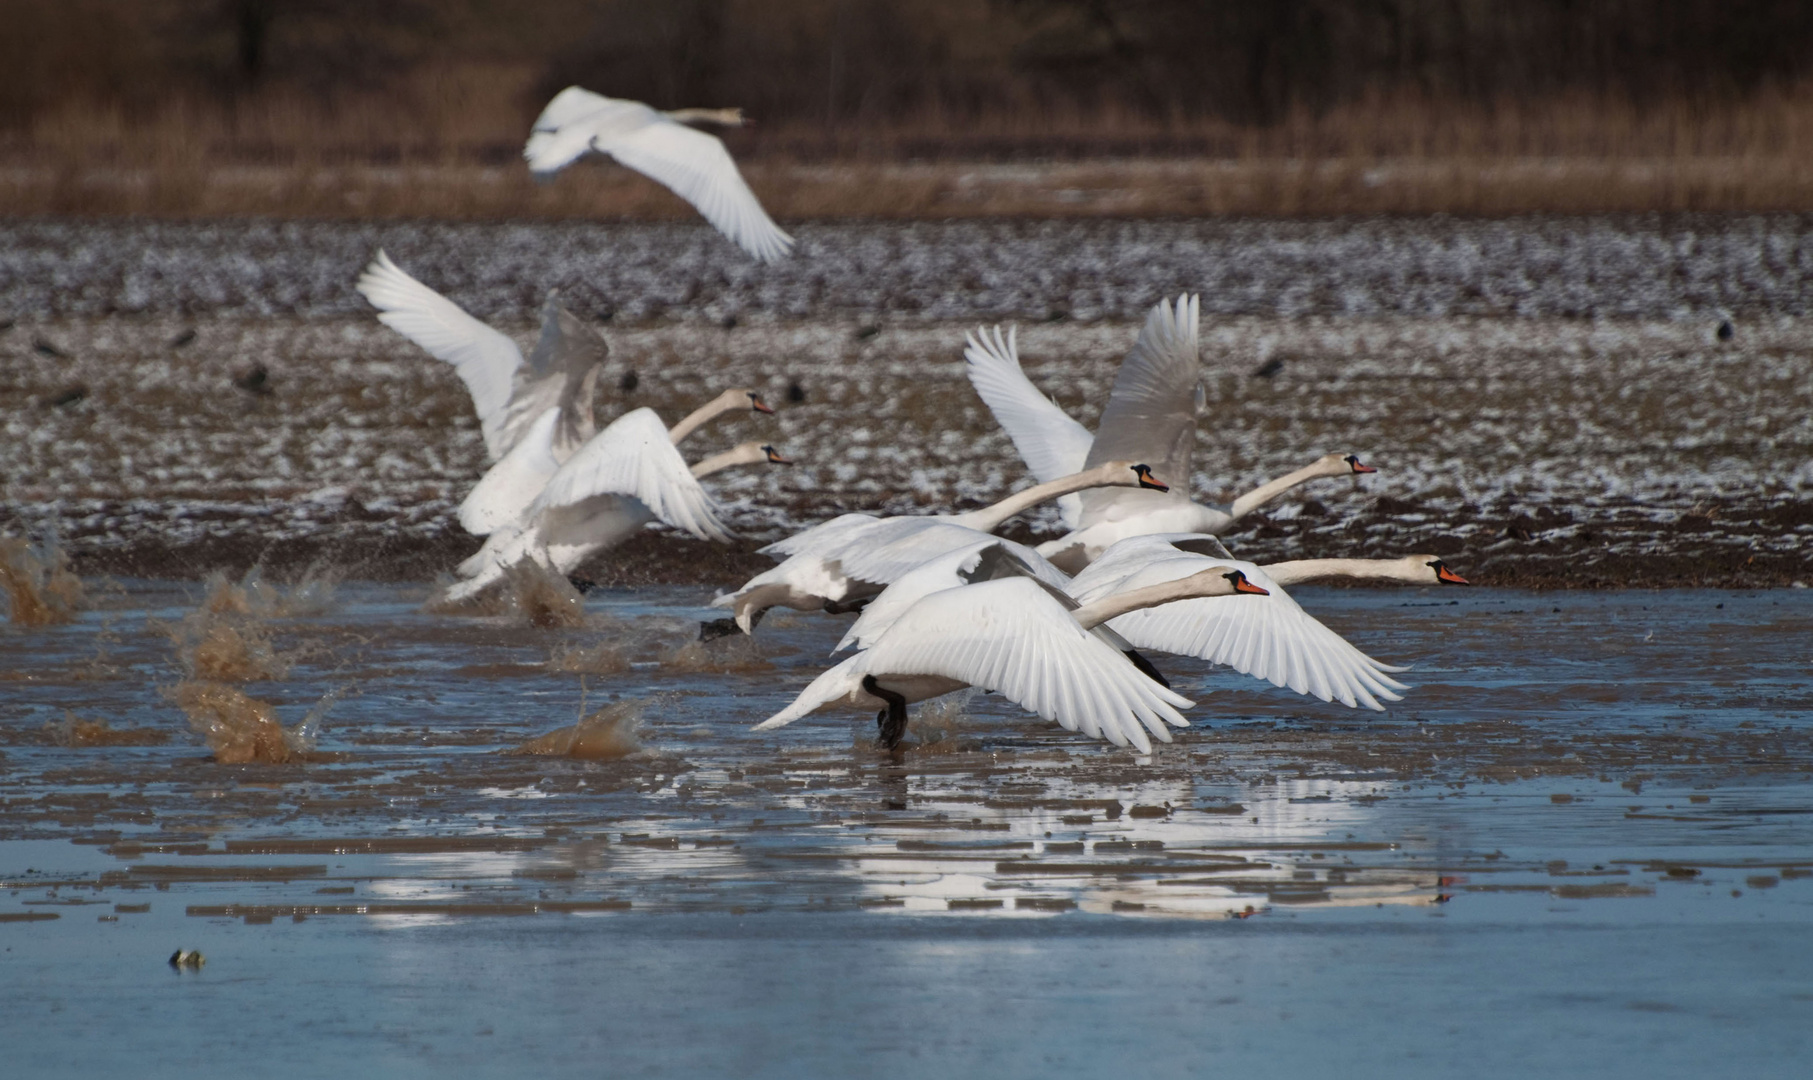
[1067,535,1467,710]
[713,460,1168,632]
[459,387,774,535]
[755,567,1270,752]
[357,250,605,462]
[443,408,787,604]
[525,86,793,263]
[964,300,1377,570]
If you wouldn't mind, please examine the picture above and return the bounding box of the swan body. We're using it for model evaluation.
[754,568,1267,753]
[357,250,604,462]
[1068,535,1420,711]
[459,387,773,536]
[714,461,1168,631]
[965,300,1376,570]
[526,86,793,263]
[444,409,780,602]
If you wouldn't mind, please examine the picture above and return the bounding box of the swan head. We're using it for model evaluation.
[746,390,775,414]
[1130,463,1169,492]
[1170,567,1270,598]
[1221,569,1270,595]
[1424,557,1470,585]
[1343,454,1378,474]
[759,444,792,464]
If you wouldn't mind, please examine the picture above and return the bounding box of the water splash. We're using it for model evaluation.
[508,700,645,761]
[428,562,588,628]
[907,690,983,754]
[662,635,773,673]
[0,535,84,626]
[200,565,338,619]
[167,681,325,764]
[157,567,340,681]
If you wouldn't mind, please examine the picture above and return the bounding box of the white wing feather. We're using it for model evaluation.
[600,120,793,263]
[532,408,732,543]
[459,406,562,535]
[1072,541,1410,711]
[1078,294,1203,526]
[355,250,524,460]
[835,538,1069,652]
[963,325,1094,529]
[758,578,1195,752]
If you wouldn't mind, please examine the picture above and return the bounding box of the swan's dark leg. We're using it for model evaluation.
[698,617,739,641]
[1123,649,1171,689]
[862,675,909,749]
[566,574,599,595]
[823,596,872,615]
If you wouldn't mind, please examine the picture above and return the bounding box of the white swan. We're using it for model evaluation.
[964,301,1377,570]
[443,410,788,603]
[526,86,793,263]
[459,387,774,535]
[713,460,1168,632]
[754,567,1270,752]
[1067,535,1467,711]
[357,250,604,462]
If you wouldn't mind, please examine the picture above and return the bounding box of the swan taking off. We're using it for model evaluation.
[526,86,794,263]
[357,250,606,463]
[755,567,1269,753]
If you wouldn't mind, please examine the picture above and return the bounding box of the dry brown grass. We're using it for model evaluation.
[4,68,1813,216]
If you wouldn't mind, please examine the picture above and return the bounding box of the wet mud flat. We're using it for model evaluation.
[2,581,1811,1076]
[3,307,1809,589]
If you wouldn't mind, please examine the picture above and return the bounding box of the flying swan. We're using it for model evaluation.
[525,86,794,263]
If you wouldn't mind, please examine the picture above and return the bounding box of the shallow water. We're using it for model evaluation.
[3,582,1811,1076]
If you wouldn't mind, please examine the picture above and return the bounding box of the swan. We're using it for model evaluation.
[442,408,788,603]
[525,86,793,263]
[712,460,1168,632]
[1067,535,1468,711]
[754,567,1270,752]
[356,250,605,462]
[459,387,774,535]
[964,301,1377,570]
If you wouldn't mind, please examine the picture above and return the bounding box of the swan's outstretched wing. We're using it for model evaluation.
[758,513,884,559]
[490,296,605,460]
[831,520,1073,592]
[532,407,732,543]
[356,250,524,460]
[459,406,562,535]
[760,578,1195,751]
[836,539,1068,652]
[1079,554,1410,711]
[1079,294,1203,526]
[601,121,793,263]
[523,87,653,175]
[964,326,1094,529]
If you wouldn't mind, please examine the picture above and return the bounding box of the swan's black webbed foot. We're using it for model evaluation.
[698,617,741,642]
[1123,649,1171,689]
[863,675,909,749]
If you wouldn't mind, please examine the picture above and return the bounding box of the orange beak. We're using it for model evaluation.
[1230,571,1270,596]
[750,395,775,415]
[762,446,793,464]
[1435,563,1470,585]
[1347,455,1378,474]
[1135,465,1169,492]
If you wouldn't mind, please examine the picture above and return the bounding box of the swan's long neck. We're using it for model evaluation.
[1260,556,1430,587]
[1227,457,1345,521]
[689,444,764,478]
[665,107,744,126]
[667,394,739,445]
[949,464,1137,534]
[1070,571,1239,630]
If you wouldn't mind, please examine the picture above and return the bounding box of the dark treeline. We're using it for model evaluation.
[4,0,1811,135]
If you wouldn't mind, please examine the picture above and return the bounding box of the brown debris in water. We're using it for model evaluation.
[46,711,169,747]
[0,536,85,626]
[169,680,327,764]
[663,634,773,673]
[508,700,644,761]
[159,568,337,681]
[200,565,337,619]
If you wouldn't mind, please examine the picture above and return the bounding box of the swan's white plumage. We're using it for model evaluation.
[1070,535,1410,710]
[1077,294,1203,528]
[835,538,1067,652]
[526,86,793,263]
[458,407,562,535]
[962,326,1093,528]
[755,578,1195,753]
[535,408,732,544]
[356,250,524,459]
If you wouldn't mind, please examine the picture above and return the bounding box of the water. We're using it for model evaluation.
[3,581,1811,1076]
